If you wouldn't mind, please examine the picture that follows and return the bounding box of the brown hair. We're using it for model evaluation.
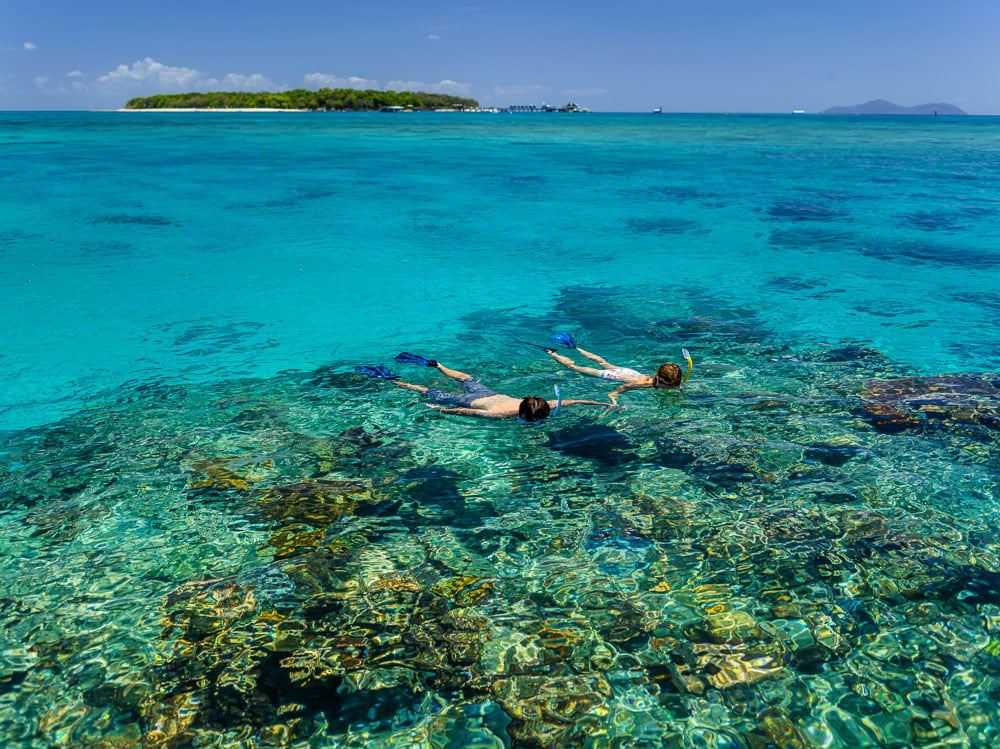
[518,396,551,422]
[652,362,683,389]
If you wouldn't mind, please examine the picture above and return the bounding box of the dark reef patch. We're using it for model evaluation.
[771,225,1000,271]
[308,365,363,389]
[80,240,140,257]
[397,466,497,528]
[625,217,703,235]
[765,200,847,222]
[654,314,773,346]
[547,423,638,466]
[950,291,1000,313]
[763,276,827,293]
[151,320,276,358]
[857,374,1000,434]
[93,214,176,227]
[0,670,28,695]
[0,229,42,245]
[768,226,855,251]
[804,444,867,467]
[645,184,714,201]
[899,210,968,232]
[824,344,892,364]
[858,238,1000,270]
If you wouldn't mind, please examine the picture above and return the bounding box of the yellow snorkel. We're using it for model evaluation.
[681,348,693,387]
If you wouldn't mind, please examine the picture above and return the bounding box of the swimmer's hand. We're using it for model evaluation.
[561,399,616,409]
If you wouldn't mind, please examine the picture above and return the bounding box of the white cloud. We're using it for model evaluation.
[95,58,275,93]
[34,74,78,96]
[303,73,379,90]
[219,73,277,91]
[24,42,37,50]
[428,34,440,40]
[98,58,208,90]
[26,58,284,104]
[386,79,473,97]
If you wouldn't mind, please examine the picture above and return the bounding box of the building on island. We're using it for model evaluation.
[507,102,589,113]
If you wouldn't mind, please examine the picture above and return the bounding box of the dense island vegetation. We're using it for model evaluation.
[124,88,479,111]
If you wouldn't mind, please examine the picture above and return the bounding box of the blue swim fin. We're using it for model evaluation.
[395,351,438,367]
[355,364,400,380]
[549,332,576,349]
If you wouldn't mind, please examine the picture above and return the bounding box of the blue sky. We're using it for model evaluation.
[3,0,999,113]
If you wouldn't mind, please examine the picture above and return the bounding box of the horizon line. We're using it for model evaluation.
[0,108,994,116]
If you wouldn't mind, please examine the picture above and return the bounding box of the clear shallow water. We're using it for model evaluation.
[4,112,1000,430]
[3,112,1000,747]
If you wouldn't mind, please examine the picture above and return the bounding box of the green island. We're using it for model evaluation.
[124,88,479,111]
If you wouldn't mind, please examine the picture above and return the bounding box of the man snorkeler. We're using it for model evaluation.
[357,352,612,422]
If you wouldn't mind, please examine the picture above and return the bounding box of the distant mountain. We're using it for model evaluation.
[820,99,967,115]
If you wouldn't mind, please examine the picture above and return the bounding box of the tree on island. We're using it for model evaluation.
[124,88,479,111]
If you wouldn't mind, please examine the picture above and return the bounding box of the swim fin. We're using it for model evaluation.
[549,332,576,349]
[395,351,438,367]
[521,340,557,353]
[355,364,400,380]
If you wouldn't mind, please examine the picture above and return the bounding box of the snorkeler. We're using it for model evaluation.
[538,334,692,405]
[357,352,612,422]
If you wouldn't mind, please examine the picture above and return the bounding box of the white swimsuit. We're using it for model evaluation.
[600,367,643,382]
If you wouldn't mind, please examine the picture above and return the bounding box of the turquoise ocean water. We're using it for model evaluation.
[3,111,1000,746]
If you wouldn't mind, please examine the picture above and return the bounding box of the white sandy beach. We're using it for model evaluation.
[115,107,312,112]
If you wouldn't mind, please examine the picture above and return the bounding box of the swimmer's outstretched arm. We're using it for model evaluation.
[607,381,651,404]
[559,399,616,409]
[425,404,504,418]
